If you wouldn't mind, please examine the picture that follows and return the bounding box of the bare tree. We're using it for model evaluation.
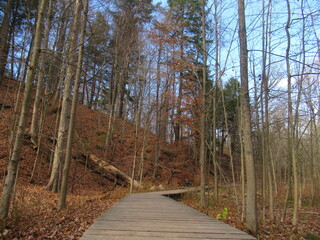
[261,0,274,223]
[30,0,53,140]
[237,0,258,234]
[199,0,207,208]
[46,0,82,192]
[212,0,219,201]
[289,0,299,226]
[0,0,48,220]
[58,0,88,209]
[0,0,14,85]
[282,0,298,226]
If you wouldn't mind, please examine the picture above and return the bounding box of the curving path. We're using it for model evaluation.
[81,188,256,240]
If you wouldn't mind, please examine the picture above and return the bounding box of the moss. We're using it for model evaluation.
[304,234,320,240]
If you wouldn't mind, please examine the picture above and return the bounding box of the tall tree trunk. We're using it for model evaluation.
[262,0,274,222]
[212,0,219,201]
[153,46,162,180]
[49,7,69,97]
[310,111,318,206]
[284,0,298,225]
[46,0,82,192]
[238,0,258,235]
[16,20,31,82]
[130,101,141,193]
[88,64,97,109]
[139,113,150,184]
[221,82,238,206]
[9,20,15,79]
[58,0,87,210]
[176,34,184,142]
[0,0,48,221]
[199,0,207,208]
[160,66,170,141]
[0,0,13,85]
[30,0,53,139]
[239,106,246,221]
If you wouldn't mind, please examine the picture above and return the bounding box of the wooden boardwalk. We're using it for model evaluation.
[81,189,256,240]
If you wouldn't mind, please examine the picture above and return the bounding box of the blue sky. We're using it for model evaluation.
[153,0,168,7]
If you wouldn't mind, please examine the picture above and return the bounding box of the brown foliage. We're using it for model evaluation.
[0,78,199,238]
[182,188,320,240]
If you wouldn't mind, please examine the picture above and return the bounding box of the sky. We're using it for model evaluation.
[153,0,168,7]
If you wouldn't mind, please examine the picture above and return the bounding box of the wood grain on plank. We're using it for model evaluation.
[81,189,256,240]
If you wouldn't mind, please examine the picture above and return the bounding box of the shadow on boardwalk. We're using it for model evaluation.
[81,188,256,240]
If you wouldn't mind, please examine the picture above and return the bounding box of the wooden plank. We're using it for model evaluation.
[82,236,252,240]
[83,230,255,239]
[81,189,256,240]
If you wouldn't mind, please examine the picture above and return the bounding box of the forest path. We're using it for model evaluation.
[81,188,256,240]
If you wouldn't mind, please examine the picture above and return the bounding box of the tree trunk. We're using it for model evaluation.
[0,0,48,221]
[49,7,69,97]
[0,0,13,85]
[212,0,219,201]
[130,109,140,193]
[261,0,274,221]
[153,45,162,180]
[199,0,207,208]
[221,82,238,206]
[46,0,81,192]
[139,115,150,185]
[58,0,88,210]
[30,0,53,139]
[238,0,258,234]
[284,0,298,225]
[82,154,141,188]
[239,107,245,221]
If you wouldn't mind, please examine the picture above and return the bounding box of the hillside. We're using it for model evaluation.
[0,78,200,239]
[1,79,319,240]
[0,78,198,188]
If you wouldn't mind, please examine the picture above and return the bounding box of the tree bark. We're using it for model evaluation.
[153,45,162,180]
[30,0,53,139]
[199,0,207,208]
[0,0,13,85]
[261,0,274,222]
[82,154,141,188]
[212,0,219,201]
[58,0,88,210]
[46,0,82,192]
[47,7,69,96]
[0,0,48,221]
[237,0,258,235]
[284,0,298,225]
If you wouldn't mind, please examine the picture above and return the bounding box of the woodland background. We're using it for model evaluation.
[0,0,319,239]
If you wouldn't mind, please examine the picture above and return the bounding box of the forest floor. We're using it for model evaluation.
[0,185,319,240]
[0,78,319,239]
[181,189,320,240]
[0,78,195,239]
[0,184,122,239]
[1,184,318,240]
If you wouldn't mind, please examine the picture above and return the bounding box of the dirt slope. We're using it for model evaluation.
[0,78,198,192]
[0,78,200,239]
